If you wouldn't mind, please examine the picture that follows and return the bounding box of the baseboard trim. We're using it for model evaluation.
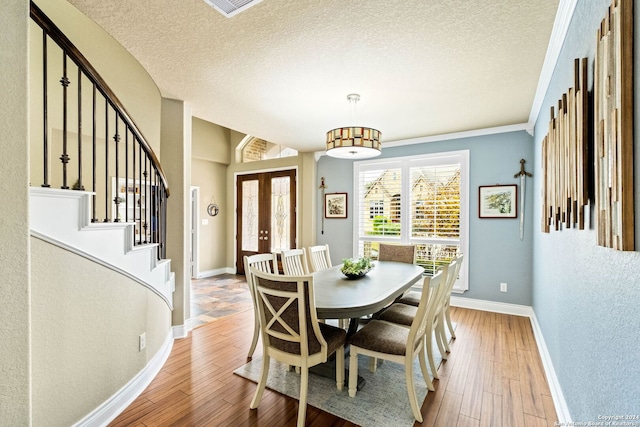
[173,323,190,339]
[73,330,174,427]
[529,311,572,424]
[450,296,571,424]
[450,296,534,317]
[197,267,234,278]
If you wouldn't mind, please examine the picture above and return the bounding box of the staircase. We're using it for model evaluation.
[30,187,174,308]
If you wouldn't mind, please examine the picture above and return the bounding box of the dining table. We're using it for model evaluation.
[312,260,425,336]
[309,260,425,389]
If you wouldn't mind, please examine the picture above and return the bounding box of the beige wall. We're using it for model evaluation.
[30,238,171,427]
[192,158,228,274]
[191,118,230,274]
[0,0,31,424]
[225,130,317,271]
[162,99,192,326]
[34,0,162,154]
[192,117,230,163]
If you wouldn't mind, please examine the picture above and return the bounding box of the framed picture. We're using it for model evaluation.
[479,185,517,218]
[325,192,348,218]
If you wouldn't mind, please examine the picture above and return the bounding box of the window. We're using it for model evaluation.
[369,200,384,219]
[354,150,469,292]
[241,137,297,162]
[390,194,401,222]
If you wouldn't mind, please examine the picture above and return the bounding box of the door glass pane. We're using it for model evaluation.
[271,176,291,252]
[242,180,259,252]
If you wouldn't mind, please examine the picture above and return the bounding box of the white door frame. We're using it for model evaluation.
[190,186,200,278]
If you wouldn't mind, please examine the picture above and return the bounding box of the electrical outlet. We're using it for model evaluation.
[500,282,508,292]
[139,332,146,351]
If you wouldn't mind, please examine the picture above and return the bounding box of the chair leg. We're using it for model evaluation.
[297,368,309,427]
[435,322,448,361]
[404,356,423,423]
[418,342,435,391]
[335,347,345,391]
[436,319,449,359]
[348,349,359,397]
[425,331,439,380]
[445,307,456,339]
[250,354,270,409]
[247,311,260,360]
[369,356,377,373]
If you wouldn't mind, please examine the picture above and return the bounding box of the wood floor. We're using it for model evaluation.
[109,304,558,426]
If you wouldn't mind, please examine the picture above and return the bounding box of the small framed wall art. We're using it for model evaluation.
[325,192,348,218]
[479,185,517,218]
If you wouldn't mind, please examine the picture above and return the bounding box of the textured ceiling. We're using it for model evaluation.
[66,0,560,152]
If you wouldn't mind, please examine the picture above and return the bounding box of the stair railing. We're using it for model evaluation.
[30,2,170,259]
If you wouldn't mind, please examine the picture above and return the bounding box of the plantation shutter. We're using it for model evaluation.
[354,151,469,292]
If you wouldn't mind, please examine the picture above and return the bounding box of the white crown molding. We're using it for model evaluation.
[450,296,572,424]
[528,0,579,130]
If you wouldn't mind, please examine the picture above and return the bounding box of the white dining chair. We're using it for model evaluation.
[281,248,310,275]
[243,253,279,360]
[308,244,332,273]
[397,254,464,343]
[249,268,346,427]
[377,258,457,378]
[347,267,446,423]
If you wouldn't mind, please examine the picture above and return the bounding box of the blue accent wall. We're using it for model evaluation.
[532,0,640,420]
[317,130,534,305]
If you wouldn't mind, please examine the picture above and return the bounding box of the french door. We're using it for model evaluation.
[236,169,296,274]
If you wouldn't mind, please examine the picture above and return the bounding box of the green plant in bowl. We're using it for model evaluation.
[341,257,374,279]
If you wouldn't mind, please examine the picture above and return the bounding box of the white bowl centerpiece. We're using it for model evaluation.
[341,257,374,279]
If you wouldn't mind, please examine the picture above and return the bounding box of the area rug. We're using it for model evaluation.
[233,326,454,427]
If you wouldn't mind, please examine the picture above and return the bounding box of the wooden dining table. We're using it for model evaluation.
[309,260,424,389]
[312,260,425,335]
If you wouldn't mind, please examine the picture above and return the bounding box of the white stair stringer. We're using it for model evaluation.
[29,187,174,309]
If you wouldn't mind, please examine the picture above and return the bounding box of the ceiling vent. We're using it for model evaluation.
[203,0,263,18]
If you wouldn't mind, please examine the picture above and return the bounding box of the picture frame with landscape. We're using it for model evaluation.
[325,192,348,218]
[478,184,517,218]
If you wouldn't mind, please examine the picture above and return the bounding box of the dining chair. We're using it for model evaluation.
[397,254,464,342]
[377,259,457,379]
[347,268,446,423]
[308,244,332,273]
[377,243,417,264]
[243,253,279,360]
[249,268,347,427]
[307,244,348,329]
[281,248,310,275]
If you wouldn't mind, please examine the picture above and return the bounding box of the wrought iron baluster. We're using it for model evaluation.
[60,53,70,189]
[143,154,149,243]
[103,98,109,222]
[42,30,50,188]
[132,135,137,229]
[76,67,84,190]
[113,114,120,222]
[138,143,142,244]
[124,127,129,222]
[91,83,97,222]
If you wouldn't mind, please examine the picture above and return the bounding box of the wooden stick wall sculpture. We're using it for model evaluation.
[541,58,590,233]
[594,0,634,251]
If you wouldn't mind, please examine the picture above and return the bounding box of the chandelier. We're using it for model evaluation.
[326,94,382,159]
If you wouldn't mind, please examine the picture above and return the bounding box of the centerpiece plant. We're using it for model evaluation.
[341,256,374,278]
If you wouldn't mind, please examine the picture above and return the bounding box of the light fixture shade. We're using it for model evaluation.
[326,126,382,159]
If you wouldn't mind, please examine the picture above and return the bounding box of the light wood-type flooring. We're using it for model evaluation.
[110,277,558,426]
